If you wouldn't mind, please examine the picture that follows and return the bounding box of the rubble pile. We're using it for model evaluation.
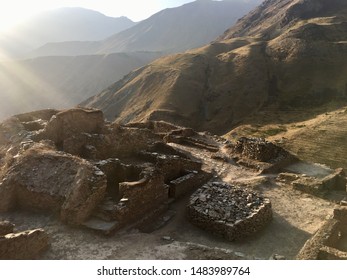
[187,182,272,241]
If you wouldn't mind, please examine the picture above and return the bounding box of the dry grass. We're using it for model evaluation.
[226,103,347,171]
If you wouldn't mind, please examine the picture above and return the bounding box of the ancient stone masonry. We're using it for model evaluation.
[0,145,107,225]
[187,182,272,241]
[277,166,347,196]
[297,206,347,260]
[0,108,212,237]
[0,221,49,260]
[0,229,49,260]
[227,137,298,173]
[126,120,220,152]
[164,129,220,152]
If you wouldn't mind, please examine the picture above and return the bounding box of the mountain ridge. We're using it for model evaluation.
[29,0,262,57]
[0,7,135,59]
[81,0,347,134]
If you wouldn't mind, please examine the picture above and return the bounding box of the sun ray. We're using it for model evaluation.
[0,50,70,120]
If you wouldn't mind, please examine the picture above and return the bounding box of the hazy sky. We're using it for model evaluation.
[0,0,195,32]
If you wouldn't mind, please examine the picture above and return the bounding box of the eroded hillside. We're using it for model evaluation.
[82,0,347,135]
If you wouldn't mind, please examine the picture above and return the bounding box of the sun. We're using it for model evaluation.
[0,4,31,33]
[0,0,56,33]
[0,11,19,33]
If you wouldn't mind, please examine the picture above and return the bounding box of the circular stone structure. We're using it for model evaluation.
[187,182,272,241]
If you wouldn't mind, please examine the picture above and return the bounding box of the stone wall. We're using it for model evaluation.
[126,120,181,134]
[169,171,213,199]
[0,145,107,225]
[187,182,272,241]
[283,167,347,196]
[0,229,49,260]
[62,125,162,160]
[115,174,169,225]
[166,135,220,152]
[156,155,202,182]
[233,137,296,165]
[297,206,347,260]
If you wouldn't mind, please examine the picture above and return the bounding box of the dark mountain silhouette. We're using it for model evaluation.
[81,0,347,134]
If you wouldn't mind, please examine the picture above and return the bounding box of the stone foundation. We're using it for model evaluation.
[187,182,272,241]
[279,167,347,196]
[169,171,213,199]
[227,137,298,173]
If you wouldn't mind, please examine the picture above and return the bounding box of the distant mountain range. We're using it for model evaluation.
[81,0,347,134]
[0,52,162,120]
[0,7,135,59]
[29,0,262,57]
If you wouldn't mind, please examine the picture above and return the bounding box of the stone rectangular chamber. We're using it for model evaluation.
[187,182,272,241]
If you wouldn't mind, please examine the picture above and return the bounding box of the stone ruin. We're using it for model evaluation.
[127,121,220,152]
[227,137,298,173]
[0,220,49,259]
[297,206,347,260]
[187,182,272,241]
[278,167,347,196]
[0,108,215,257]
[0,108,283,258]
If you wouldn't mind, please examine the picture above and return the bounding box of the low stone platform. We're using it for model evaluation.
[187,182,272,241]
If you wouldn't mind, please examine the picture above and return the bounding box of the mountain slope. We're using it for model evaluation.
[0,7,135,58]
[81,0,347,134]
[97,0,262,54]
[30,0,262,57]
[0,52,162,120]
